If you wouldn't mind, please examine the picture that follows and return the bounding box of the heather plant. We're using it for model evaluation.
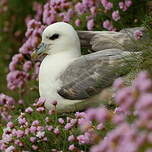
[0,0,45,94]
[1,71,152,151]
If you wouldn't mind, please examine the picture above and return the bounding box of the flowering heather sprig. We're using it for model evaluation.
[134,30,143,40]
[112,10,120,21]
[78,71,152,152]
[119,0,132,12]
[7,19,45,90]
[0,93,15,121]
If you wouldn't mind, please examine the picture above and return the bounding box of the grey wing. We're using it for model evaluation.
[58,49,138,100]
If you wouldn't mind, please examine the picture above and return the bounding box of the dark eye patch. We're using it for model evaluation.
[49,33,59,40]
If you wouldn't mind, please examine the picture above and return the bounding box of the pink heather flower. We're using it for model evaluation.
[58,118,65,124]
[52,100,58,106]
[87,19,94,30]
[112,10,120,21]
[36,131,45,138]
[30,126,37,133]
[7,70,29,90]
[32,120,40,126]
[114,107,124,114]
[133,71,152,92]
[119,1,128,11]
[113,78,124,89]
[85,108,97,120]
[83,0,94,8]
[64,123,73,130]
[95,108,109,123]
[90,6,96,16]
[47,125,53,131]
[68,144,75,151]
[30,137,36,143]
[96,123,104,130]
[68,135,75,142]
[115,87,133,104]
[136,93,152,111]
[78,118,92,131]
[7,122,14,128]
[43,137,48,141]
[125,0,132,7]
[77,132,91,144]
[75,2,86,15]
[0,93,15,105]
[75,112,86,118]
[14,139,23,147]
[36,107,45,112]
[25,128,30,135]
[53,128,60,135]
[86,107,108,123]
[16,130,24,138]
[32,145,38,150]
[18,117,27,125]
[70,119,77,125]
[36,97,45,106]
[134,30,143,40]
[105,2,113,10]
[103,20,113,31]
[33,2,43,21]
[9,62,16,71]
[5,146,15,152]
[23,61,32,72]
[37,126,44,131]
[12,53,23,63]
[25,107,33,113]
[101,0,113,10]
[112,113,125,124]
[75,19,81,27]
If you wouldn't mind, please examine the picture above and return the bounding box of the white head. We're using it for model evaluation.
[32,22,81,58]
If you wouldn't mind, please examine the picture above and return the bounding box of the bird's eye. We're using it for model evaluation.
[49,34,59,40]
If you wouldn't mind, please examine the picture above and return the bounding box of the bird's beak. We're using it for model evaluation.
[31,43,48,60]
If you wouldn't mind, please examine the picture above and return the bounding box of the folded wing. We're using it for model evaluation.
[58,49,138,100]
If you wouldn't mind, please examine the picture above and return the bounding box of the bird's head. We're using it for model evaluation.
[31,22,81,59]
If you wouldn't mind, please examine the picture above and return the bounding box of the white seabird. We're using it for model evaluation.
[32,22,134,113]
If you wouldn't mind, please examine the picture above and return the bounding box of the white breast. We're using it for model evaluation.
[39,53,72,100]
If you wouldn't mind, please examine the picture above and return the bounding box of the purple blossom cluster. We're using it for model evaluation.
[134,30,143,40]
[0,98,88,151]
[0,93,15,121]
[7,19,44,90]
[78,71,152,152]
